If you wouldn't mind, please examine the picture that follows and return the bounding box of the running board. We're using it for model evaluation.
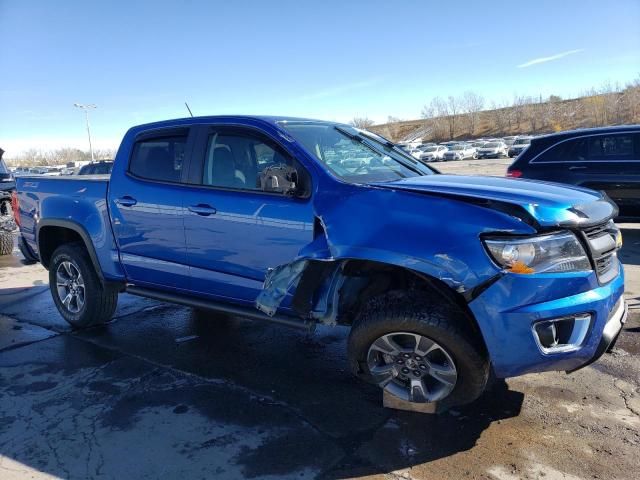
[125,286,313,330]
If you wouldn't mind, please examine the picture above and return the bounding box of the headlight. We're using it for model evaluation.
[483,232,591,274]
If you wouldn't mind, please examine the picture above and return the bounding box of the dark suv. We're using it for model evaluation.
[0,148,15,192]
[507,126,640,218]
[78,160,114,175]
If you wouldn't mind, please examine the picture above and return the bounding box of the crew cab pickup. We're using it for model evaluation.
[14,116,627,407]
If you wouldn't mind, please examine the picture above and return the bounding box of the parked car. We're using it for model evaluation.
[0,149,15,191]
[41,167,63,176]
[507,125,640,218]
[477,141,508,159]
[443,143,477,161]
[508,136,533,157]
[12,167,30,176]
[417,145,448,162]
[503,136,518,146]
[78,160,114,175]
[0,148,15,255]
[14,115,626,408]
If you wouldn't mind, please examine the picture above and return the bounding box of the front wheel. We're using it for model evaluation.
[49,243,118,328]
[348,292,489,407]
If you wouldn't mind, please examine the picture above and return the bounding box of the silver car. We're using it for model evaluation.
[417,145,448,162]
[476,141,508,158]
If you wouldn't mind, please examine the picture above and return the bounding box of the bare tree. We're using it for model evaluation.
[621,75,640,123]
[511,94,527,131]
[421,97,450,140]
[350,117,375,129]
[445,95,461,139]
[381,116,404,141]
[490,101,513,134]
[6,147,115,167]
[462,91,484,136]
[523,97,538,133]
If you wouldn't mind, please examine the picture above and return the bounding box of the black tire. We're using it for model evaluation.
[49,242,118,328]
[0,231,12,255]
[347,291,489,407]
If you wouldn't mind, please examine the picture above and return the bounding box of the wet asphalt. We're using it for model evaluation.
[1,160,639,479]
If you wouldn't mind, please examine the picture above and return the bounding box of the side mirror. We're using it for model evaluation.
[259,164,301,196]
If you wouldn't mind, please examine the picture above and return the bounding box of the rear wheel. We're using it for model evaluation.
[0,199,14,256]
[49,243,118,328]
[348,291,489,407]
[0,231,12,255]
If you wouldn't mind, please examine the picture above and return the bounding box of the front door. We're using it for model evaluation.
[182,126,314,304]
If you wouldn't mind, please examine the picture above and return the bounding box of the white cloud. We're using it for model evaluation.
[517,49,584,68]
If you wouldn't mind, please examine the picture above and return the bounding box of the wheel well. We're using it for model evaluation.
[38,226,85,269]
[333,260,487,351]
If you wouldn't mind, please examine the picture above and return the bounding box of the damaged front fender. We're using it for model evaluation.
[256,181,534,324]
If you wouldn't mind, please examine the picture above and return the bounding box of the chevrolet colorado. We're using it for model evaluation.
[14,116,627,407]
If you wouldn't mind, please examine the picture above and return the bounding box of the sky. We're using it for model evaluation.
[1,0,639,155]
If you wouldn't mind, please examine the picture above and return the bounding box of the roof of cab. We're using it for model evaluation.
[533,124,640,142]
[128,115,343,133]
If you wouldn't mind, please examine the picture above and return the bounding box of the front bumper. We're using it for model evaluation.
[469,264,625,378]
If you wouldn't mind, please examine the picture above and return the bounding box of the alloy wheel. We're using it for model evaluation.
[56,261,85,313]
[367,331,457,403]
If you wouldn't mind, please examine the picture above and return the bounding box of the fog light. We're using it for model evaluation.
[533,314,591,354]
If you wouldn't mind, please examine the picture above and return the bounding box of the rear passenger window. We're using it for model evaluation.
[537,138,587,162]
[587,134,634,161]
[202,132,294,191]
[130,136,187,182]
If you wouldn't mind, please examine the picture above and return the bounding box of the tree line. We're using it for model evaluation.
[5,148,116,167]
[353,76,640,142]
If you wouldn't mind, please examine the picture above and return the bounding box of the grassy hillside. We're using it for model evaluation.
[370,90,640,142]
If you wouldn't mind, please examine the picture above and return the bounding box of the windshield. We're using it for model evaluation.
[423,146,438,152]
[514,138,531,145]
[451,145,465,150]
[484,142,500,147]
[279,122,433,183]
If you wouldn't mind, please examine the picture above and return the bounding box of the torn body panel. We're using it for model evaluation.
[256,180,537,323]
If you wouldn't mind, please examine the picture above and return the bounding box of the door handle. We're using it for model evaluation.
[115,196,137,207]
[569,166,587,171]
[188,204,217,216]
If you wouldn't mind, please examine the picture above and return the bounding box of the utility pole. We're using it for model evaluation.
[73,103,97,162]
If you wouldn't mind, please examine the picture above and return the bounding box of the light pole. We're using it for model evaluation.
[73,103,97,162]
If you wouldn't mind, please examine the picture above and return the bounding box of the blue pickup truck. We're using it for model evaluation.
[14,116,627,407]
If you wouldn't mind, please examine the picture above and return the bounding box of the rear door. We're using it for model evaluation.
[578,132,640,216]
[182,125,314,304]
[528,132,640,216]
[109,127,196,289]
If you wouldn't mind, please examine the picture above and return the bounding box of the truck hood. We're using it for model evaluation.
[374,175,617,227]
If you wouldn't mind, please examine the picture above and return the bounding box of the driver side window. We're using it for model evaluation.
[201,131,300,194]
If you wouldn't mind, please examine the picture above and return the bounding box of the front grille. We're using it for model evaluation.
[582,221,619,283]
[583,223,610,238]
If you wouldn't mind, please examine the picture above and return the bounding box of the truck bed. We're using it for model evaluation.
[15,174,123,280]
